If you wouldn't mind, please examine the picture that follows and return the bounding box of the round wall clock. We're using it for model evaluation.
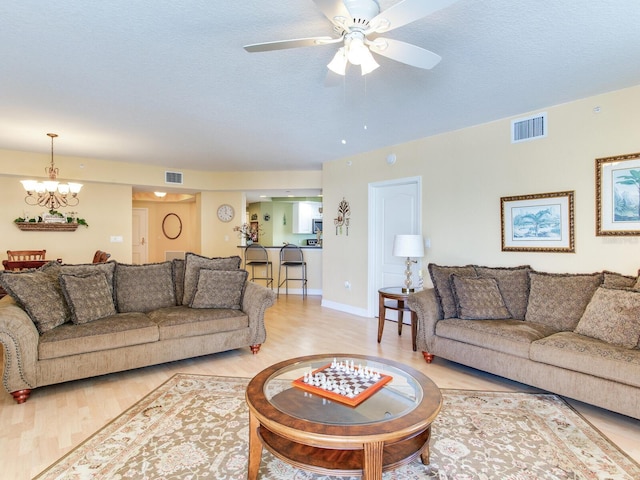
[217,204,235,222]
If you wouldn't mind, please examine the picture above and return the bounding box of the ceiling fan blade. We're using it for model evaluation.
[244,36,339,52]
[370,0,458,33]
[368,38,441,70]
[312,0,353,30]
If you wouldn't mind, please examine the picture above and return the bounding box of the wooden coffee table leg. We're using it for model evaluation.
[363,441,384,480]
[420,426,433,465]
[247,411,262,480]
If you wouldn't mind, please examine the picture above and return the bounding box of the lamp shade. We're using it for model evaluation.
[392,234,425,258]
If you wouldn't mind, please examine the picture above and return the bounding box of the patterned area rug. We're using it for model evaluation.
[35,374,640,480]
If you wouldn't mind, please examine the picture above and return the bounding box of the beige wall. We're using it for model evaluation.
[322,84,640,314]
[0,177,132,263]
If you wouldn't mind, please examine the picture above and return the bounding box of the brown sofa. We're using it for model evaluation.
[0,253,276,403]
[407,264,640,420]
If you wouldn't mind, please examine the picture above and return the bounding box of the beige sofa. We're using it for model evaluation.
[407,264,640,420]
[0,253,276,403]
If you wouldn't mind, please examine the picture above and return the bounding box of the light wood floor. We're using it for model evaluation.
[1,295,639,479]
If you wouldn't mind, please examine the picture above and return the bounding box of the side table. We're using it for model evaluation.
[378,287,417,351]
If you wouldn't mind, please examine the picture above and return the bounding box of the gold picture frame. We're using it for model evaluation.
[596,152,640,236]
[501,191,575,253]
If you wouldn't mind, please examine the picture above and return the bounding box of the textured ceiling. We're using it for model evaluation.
[2,0,640,173]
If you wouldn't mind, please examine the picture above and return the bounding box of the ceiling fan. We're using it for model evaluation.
[244,0,457,76]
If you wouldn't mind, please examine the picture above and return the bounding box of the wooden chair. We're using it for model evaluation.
[2,259,49,271]
[92,250,111,263]
[6,250,46,261]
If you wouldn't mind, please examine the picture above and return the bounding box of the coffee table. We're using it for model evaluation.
[246,354,442,479]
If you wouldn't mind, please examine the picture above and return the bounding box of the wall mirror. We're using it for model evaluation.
[162,213,182,239]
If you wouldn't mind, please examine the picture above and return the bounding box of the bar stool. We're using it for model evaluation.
[277,244,307,298]
[244,244,273,289]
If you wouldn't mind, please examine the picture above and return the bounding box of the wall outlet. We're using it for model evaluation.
[110,235,124,243]
[344,281,351,289]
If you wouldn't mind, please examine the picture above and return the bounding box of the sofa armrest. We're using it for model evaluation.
[407,288,442,353]
[242,281,277,346]
[0,296,39,395]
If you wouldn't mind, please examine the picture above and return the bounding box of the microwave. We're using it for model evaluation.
[312,218,323,233]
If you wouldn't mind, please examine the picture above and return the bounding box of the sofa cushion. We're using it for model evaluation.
[148,306,248,341]
[0,261,70,333]
[172,258,185,306]
[60,261,116,299]
[474,265,531,320]
[525,271,602,331]
[428,264,476,319]
[190,269,248,309]
[38,312,158,359]
[182,253,242,305]
[451,275,511,320]
[602,270,638,289]
[436,318,559,358]
[115,262,176,313]
[59,272,116,324]
[574,287,640,348]
[530,332,640,389]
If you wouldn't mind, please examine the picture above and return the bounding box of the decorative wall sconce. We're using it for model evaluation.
[334,197,351,236]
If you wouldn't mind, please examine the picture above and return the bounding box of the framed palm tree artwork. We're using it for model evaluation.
[501,191,575,252]
[596,152,640,236]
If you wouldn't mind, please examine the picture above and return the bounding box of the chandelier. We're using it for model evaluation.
[21,133,82,209]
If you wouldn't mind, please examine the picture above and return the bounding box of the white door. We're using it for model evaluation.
[132,208,149,264]
[368,177,421,320]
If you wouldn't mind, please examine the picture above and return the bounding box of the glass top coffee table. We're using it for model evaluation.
[245,354,442,479]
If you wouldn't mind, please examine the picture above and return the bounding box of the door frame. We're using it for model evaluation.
[367,176,422,317]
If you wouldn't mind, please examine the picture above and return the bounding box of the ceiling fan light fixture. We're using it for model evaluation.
[359,49,379,75]
[327,47,348,75]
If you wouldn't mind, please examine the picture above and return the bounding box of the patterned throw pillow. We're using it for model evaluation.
[451,274,511,320]
[60,261,116,299]
[182,253,242,305]
[190,269,248,309]
[574,287,640,348]
[428,264,477,319]
[60,272,116,324]
[525,271,602,331]
[172,258,185,306]
[0,261,69,333]
[115,262,176,313]
[474,265,531,320]
[602,271,638,289]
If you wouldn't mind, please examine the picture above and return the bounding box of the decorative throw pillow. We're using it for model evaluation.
[602,271,638,289]
[428,264,477,319]
[474,265,531,320]
[190,269,248,309]
[60,272,116,324]
[115,262,176,313]
[172,258,185,306]
[525,271,602,331]
[182,253,242,305]
[574,286,640,348]
[451,274,511,320]
[60,261,116,300]
[0,261,69,333]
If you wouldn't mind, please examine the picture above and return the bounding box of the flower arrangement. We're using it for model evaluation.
[234,222,263,243]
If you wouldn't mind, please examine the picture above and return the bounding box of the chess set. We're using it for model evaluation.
[292,358,393,407]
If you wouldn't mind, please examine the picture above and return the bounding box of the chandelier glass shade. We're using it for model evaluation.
[21,133,82,209]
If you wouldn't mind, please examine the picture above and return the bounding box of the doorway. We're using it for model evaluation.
[368,177,422,319]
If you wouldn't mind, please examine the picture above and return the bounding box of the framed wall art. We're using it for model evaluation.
[501,191,575,253]
[596,152,640,236]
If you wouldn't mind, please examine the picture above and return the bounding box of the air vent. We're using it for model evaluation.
[165,171,183,184]
[511,112,547,143]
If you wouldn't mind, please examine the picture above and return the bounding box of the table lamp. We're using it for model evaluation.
[392,234,425,293]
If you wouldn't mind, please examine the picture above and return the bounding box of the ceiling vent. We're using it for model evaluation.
[165,171,183,185]
[511,112,547,143]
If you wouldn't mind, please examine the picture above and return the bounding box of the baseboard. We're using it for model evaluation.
[320,299,370,318]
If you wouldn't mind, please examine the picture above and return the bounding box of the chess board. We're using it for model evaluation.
[292,362,393,407]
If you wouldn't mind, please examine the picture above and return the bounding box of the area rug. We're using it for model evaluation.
[35,374,640,480]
